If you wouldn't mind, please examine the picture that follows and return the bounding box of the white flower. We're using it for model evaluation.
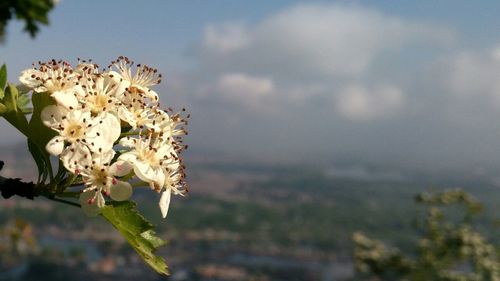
[76,147,133,214]
[76,74,124,115]
[118,134,178,191]
[109,56,161,102]
[117,99,158,130]
[19,57,190,220]
[19,60,80,109]
[159,167,186,219]
[146,108,188,137]
[41,105,120,152]
[41,105,121,170]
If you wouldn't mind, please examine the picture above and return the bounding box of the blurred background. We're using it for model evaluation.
[3,1,500,280]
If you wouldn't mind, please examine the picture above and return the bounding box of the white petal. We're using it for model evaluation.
[118,152,138,162]
[79,191,101,217]
[133,160,157,183]
[145,89,159,102]
[41,105,68,128]
[100,113,121,143]
[87,113,120,152]
[60,143,91,172]
[46,136,65,156]
[34,86,48,93]
[109,160,133,177]
[110,180,133,201]
[19,69,42,88]
[93,149,115,165]
[117,106,137,129]
[107,71,126,84]
[74,84,85,98]
[159,190,171,219]
[51,90,79,109]
[155,169,166,189]
[118,137,137,148]
[96,192,106,208]
[112,79,129,97]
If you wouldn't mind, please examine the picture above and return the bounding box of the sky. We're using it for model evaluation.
[3,0,500,176]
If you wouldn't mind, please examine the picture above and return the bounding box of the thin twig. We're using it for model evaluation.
[46,196,81,208]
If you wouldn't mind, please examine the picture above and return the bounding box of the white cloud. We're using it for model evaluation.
[336,84,405,121]
[203,23,250,53]
[201,4,453,78]
[190,3,455,121]
[217,73,274,100]
[444,48,500,103]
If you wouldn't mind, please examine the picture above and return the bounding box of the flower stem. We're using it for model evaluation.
[57,191,81,198]
[46,196,80,208]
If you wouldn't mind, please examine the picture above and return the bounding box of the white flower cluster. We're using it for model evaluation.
[19,57,189,218]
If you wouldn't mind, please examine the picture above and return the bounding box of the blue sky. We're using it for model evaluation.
[3,1,500,178]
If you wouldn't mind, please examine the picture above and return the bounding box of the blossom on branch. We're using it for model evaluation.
[19,57,189,218]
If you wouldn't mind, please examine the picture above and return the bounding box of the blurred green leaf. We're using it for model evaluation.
[0,0,55,41]
[0,64,6,89]
[101,201,169,275]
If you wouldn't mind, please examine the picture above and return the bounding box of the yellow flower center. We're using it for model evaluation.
[64,123,84,141]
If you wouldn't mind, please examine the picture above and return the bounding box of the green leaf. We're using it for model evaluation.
[27,139,49,184]
[4,84,18,109]
[0,64,6,90]
[28,92,56,145]
[0,84,29,136]
[101,201,169,275]
[27,92,56,183]
[16,90,31,113]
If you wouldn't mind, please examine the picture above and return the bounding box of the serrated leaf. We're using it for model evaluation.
[101,201,169,275]
[0,64,6,90]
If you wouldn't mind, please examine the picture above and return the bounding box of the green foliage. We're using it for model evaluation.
[101,201,169,275]
[0,0,55,41]
[0,64,6,90]
[0,81,29,136]
[27,90,55,183]
[353,189,500,281]
[0,64,53,183]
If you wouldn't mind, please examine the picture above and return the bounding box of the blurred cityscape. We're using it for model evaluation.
[2,144,500,281]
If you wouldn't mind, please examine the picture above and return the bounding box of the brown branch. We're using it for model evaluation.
[0,160,37,200]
